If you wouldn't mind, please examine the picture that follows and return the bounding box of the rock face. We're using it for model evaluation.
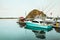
[25,9,46,20]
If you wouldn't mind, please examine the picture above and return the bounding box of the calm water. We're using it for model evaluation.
[0,19,60,40]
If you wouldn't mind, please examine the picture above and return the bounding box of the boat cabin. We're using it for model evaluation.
[32,18,55,26]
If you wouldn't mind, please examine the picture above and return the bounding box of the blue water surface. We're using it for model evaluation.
[0,19,60,40]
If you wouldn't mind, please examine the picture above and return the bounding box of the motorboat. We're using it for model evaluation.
[25,18,53,31]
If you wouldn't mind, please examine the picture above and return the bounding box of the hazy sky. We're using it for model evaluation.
[0,0,60,17]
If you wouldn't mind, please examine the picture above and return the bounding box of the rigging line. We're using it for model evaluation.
[47,4,56,13]
[46,3,56,14]
[25,11,27,18]
[42,3,53,11]
[43,1,56,12]
[45,1,57,13]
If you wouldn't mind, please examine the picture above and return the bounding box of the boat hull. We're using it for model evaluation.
[25,22,52,31]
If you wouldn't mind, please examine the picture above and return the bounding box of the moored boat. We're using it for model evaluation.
[25,19,53,31]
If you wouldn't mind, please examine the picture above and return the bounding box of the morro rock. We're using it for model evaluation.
[25,9,46,20]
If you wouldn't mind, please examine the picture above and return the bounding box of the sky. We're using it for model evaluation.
[0,0,60,17]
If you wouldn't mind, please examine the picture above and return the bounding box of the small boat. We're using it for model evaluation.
[25,19,53,31]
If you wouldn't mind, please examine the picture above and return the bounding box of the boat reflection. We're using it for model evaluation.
[17,22,60,39]
[32,27,60,39]
[32,30,46,39]
[54,27,60,33]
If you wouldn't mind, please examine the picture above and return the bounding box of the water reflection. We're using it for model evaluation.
[32,27,60,39]
[18,23,60,39]
[17,22,26,27]
[18,23,60,40]
[54,27,60,33]
[32,30,46,39]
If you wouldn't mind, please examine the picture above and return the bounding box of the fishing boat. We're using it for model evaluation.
[25,18,53,31]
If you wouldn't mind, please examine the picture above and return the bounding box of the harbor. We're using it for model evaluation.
[0,0,60,40]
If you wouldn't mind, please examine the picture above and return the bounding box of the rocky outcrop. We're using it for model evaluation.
[26,9,46,19]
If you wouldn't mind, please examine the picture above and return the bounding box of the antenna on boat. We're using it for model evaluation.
[25,11,26,18]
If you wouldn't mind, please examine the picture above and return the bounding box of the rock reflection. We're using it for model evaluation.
[32,30,46,39]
